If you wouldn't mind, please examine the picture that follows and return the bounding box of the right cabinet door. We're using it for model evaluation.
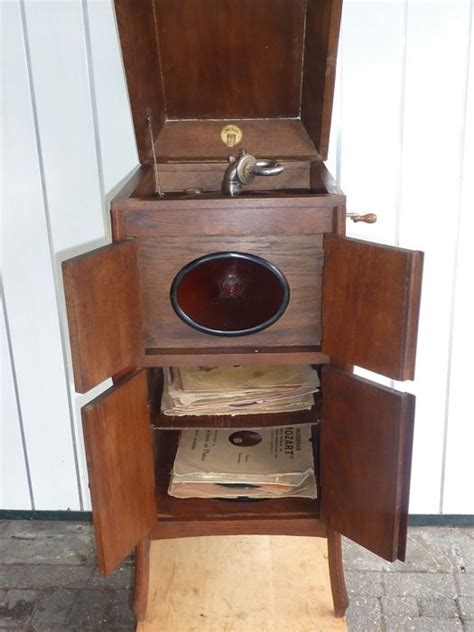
[322,235,423,381]
[320,366,415,562]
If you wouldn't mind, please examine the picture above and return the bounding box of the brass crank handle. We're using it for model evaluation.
[346,212,378,224]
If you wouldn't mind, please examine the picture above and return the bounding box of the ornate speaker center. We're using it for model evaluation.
[170,252,290,336]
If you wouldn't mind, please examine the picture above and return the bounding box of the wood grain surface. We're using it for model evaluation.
[113,0,343,162]
[136,234,324,349]
[138,536,347,631]
[302,0,343,160]
[155,0,305,119]
[114,0,165,163]
[154,119,318,160]
[133,161,312,195]
[62,239,143,393]
[142,346,329,368]
[114,200,337,235]
[320,366,415,562]
[82,370,157,575]
[322,235,423,381]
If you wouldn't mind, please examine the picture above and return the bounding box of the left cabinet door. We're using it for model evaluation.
[82,369,157,575]
[62,239,143,393]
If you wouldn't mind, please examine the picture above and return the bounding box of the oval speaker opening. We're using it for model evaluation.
[170,252,290,337]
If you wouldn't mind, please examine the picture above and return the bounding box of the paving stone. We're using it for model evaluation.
[343,538,391,572]
[31,589,75,626]
[67,589,111,628]
[0,589,39,628]
[0,564,93,590]
[0,526,96,566]
[0,520,93,539]
[346,596,382,631]
[88,564,133,590]
[0,567,26,590]
[345,571,383,596]
[103,590,135,628]
[454,572,474,597]
[384,616,464,631]
[458,597,474,620]
[418,597,459,619]
[383,572,457,599]
[382,596,420,617]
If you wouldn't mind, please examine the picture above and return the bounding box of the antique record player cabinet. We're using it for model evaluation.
[61,0,424,623]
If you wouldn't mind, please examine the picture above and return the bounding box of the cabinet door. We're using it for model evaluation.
[82,369,156,575]
[322,235,423,380]
[320,366,415,561]
[62,239,143,393]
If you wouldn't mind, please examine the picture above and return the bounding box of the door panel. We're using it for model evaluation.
[63,239,143,393]
[322,235,423,381]
[320,366,415,561]
[82,369,156,575]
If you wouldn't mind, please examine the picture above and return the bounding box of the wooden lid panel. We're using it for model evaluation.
[114,0,342,161]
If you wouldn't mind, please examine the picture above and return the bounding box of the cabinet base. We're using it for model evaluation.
[134,534,348,630]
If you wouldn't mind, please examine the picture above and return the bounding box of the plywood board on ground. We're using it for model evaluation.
[138,535,347,632]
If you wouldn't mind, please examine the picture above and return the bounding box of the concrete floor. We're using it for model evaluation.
[0,521,472,631]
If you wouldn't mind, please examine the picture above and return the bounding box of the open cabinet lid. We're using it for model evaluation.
[82,370,157,575]
[320,366,415,562]
[114,0,342,162]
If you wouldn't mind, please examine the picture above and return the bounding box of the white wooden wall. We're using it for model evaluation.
[2,0,473,513]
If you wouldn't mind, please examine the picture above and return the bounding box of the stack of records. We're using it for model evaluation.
[161,365,319,417]
[168,424,317,500]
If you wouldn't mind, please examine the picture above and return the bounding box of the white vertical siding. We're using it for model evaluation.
[1,295,32,509]
[2,0,81,510]
[442,2,474,514]
[1,0,473,513]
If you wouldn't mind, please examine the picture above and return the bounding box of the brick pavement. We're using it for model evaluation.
[0,521,472,631]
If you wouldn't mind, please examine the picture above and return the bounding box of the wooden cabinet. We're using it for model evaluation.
[61,0,424,622]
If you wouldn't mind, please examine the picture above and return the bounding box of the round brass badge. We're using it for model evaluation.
[220,124,243,148]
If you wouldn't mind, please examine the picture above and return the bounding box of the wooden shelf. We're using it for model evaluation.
[150,429,323,540]
[149,368,321,429]
[143,346,330,368]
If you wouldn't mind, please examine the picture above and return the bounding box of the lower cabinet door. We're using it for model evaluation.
[320,366,415,562]
[82,369,157,575]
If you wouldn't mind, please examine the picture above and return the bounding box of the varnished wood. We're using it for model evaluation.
[114,0,165,163]
[154,119,318,161]
[131,537,150,623]
[150,518,326,540]
[311,160,345,196]
[112,197,339,234]
[82,370,157,575]
[155,1,305,119]
[129,161,312,196]
[112,160,343,201]
[327,529,349,618]
[142,346,329,367]
[62,240,143,393]
[113,1,343,161]
[302,0,343,160]
[320,366,415,561]
[322,234,423,381]
[136,234,324,349]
